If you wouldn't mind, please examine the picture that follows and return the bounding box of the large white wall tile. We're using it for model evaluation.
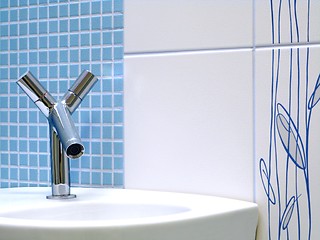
[255,0,320,46]
[124,0,253,53]
[124,50,254,201]
[255,46,320,239]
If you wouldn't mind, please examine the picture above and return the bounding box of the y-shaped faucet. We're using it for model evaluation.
[17,70,98,199]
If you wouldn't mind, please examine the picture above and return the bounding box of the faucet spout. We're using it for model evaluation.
[63,70,98,113]
[17,70,98,199]
[17,71,55,117]
[49,102,84,159]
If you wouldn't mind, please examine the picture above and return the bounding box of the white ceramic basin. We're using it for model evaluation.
[0,187,258,240]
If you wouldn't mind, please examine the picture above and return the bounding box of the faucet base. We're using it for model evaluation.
[48,183,76,200]
[46,194,77,200]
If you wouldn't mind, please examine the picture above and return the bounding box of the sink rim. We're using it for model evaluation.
[0,187,258,228]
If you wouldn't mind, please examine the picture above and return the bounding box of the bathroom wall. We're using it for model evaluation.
[124,0,255,201]
[0,0,124,188]
[124,0,320,239]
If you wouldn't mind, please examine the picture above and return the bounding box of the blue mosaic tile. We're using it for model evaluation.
[0,0,124,189]
[102,16,112,30]
[103,32,112,45]
[49,36,58,48]
[114,0,123,13]
[0,1,9,8]
[91,17,101,30]
[39,6,47,19]
[114,15,123,29]
[81,172,90,185]
[0,11,8,22]
[49,6,58,18]
[39,22,48,34]
[103,172,112,185]
[29,37,38,49]
[80,18,90,31]
[10,9,18,21]
[70,3,79,17]
[49,21,58,33]
[70,19,79,32]
[114,172,123,186]
[10,24,17,36]
[29,0,37,6]
[80,2,90,15]
[59,3,67,13]
[29,7,37,20]
[103,0,112,13]
[80,34,89,47]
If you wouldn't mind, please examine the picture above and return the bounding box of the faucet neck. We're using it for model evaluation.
[47,124,76,199]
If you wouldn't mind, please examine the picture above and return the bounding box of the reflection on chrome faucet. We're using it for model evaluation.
[17,70,98,199]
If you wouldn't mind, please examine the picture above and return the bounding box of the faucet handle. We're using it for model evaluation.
[17,71,56,117]
[62,70,98,113]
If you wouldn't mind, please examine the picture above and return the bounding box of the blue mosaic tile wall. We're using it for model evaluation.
[0,0,124,188]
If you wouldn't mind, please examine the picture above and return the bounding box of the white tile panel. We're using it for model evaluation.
[124,50,254,201]
[255,0,320,46]
[124,0,253,53]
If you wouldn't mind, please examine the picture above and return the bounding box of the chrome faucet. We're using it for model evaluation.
[17,70,98,199]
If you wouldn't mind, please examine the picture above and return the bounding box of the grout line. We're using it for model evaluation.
[252,0,257,203]
[124,42,320,58]
[256,42,320,50]
[124,47,254,57]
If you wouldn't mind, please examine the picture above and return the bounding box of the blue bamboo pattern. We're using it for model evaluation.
[259,0,318,239]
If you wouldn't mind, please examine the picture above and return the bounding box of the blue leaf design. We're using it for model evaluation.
[308,73,320,109]
[276,103,306,170]
[259,158,276,205]
[281,196,296,230]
